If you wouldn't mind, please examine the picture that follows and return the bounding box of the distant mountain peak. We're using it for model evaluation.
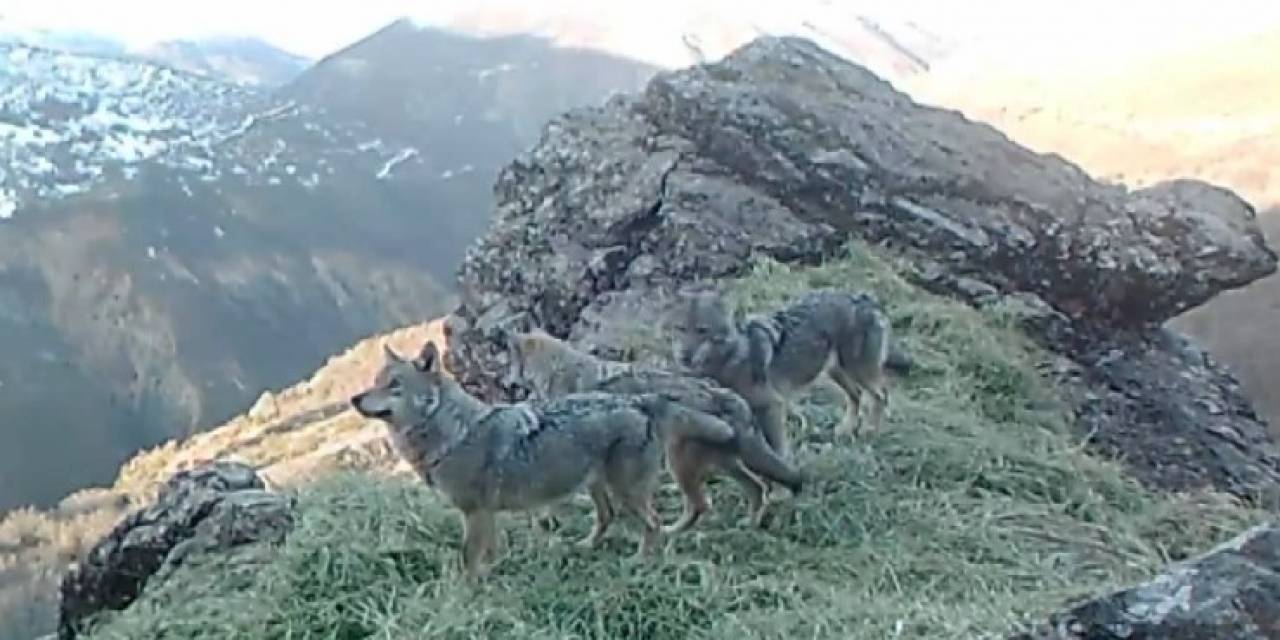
[135,37,312,87]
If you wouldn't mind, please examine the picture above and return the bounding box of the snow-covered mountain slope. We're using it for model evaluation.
[0,40,428,222]
[0,42,260,214]
[0,24,662,517]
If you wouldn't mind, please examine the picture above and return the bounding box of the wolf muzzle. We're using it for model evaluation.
[350,392,391,419]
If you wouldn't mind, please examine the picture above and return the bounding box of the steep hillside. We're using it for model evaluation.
[136,37,311,87]
[48,248,1274,640]
[8,36,1278,640]
[905,27,1280,428]
[0,41,452,512]
[281,20,658,262]
[0,320,444,640]
[0,25,660,514]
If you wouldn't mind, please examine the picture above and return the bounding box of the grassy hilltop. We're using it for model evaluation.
[83,244,1270,639]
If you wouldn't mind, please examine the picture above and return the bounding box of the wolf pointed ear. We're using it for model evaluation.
[413,341,442,373]
[383,343,404,363]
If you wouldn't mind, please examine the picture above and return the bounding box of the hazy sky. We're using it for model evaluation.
[2,0,1279,61]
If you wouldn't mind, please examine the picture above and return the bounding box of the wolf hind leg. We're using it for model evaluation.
[617,487,662,558]
[662,440,712,536]
[716,456,769,528]
[576,480,614,549]
[827,369,864,437]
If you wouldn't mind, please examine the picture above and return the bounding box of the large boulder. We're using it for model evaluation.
[1011,523,1280,639]
[447,36,1280,505]
[57,461,294,639]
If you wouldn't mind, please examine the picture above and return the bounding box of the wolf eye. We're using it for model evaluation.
[387,379,403,392]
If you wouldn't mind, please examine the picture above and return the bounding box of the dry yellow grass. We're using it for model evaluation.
[907,27,1280,207]
[0,319,448,639]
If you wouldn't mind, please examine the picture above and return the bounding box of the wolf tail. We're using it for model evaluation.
[884,343,913,376]
[637,394,737,444]
[737,431,804,495]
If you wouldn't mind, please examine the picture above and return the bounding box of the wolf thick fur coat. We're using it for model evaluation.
[350,341,735,577]
[506,329,805,533]
[672,288,894,456]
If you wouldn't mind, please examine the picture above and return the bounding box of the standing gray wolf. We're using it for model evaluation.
[350,341,736,577]
[671,288,899,458]
[506,329,805,534]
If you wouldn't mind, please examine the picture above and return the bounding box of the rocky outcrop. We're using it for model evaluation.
[1012,523,1280,639]
[57,461,293,640]
[447,36,1280,505]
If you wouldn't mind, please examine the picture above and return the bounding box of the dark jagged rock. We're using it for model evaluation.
[57,461,293,639]
[1011,523,1280,639]
[447,36,1280,505]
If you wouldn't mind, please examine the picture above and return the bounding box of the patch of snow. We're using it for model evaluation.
[376,148,419,180]
[213,225,225,238]
[0,189,16,219]
[0,41,276,208]
[475,62,516,81]
[220,101,296,142]
[0,121,63,146]
[181,156,214,172]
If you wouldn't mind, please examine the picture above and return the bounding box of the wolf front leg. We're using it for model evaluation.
[460,510,497,579]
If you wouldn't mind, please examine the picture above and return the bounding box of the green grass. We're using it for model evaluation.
[86,244,1269,639]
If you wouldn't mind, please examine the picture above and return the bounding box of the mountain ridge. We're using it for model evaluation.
[0,23,664,515]
[1,33,1277,640]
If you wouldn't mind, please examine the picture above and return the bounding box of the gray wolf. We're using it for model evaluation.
[671,287,899,458]
[506,329,805,534]
[350,341,736,577]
